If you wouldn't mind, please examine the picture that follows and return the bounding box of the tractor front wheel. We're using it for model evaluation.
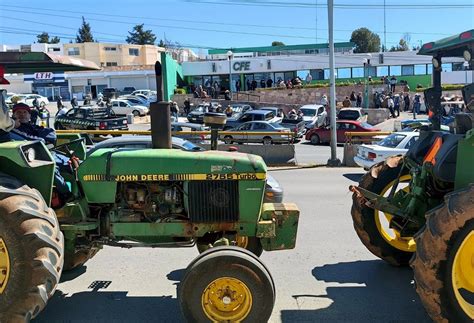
[179,246,275,322]
[411,185,474,323]
[0,183,64,321]
[351,156,415,266]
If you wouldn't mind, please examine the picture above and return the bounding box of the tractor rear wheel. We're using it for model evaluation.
[179,246,275,322]
[411,185,474,323]
[0,179,64,322]
[351,156,415,266]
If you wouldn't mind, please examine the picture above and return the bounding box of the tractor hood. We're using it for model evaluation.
[77,148,267,203]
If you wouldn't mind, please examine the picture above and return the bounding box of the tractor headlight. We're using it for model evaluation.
[24,148,36,162]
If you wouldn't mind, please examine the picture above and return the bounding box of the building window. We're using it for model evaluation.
[401,65,414,76]
[106,62,118,67]
[324,69,330,80]
[129,48,140,56]
[376,66,389,77]
[367,66,377,77]
[68,47,80,56]
[310,69,324,80]
[336,68,351,79]
[441,63,452,72]
[104,47,117,51]
[414,64,427,75]
[389,65,402,76]
[352,67,364,78]
[452,62,466,71]
[427,64,433,74]
[48,47,60,52]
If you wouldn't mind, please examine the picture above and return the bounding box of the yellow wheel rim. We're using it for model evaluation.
[235,235,249,249]
[202,277,253,322]
[0,238,10,294]
[374,175,416,252]
[452,231,474,319]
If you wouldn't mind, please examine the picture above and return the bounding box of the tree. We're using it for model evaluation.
[350,28,381,53]
[389,39,409,52]
[36,32,61,44]
[126,24,156,45]
[271,41,285,46]
[76,16,94,43]
[158,39,166,48]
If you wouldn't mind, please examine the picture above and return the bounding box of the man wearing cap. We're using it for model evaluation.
[11,103,56,144]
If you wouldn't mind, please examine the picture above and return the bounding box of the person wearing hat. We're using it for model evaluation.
[11,103,56,144]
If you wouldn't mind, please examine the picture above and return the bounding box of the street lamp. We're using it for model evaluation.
[227,50,233,100]
[363,53,372,109]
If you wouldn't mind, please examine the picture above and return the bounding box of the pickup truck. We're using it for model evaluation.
[54,106,128,131]
[279,118,306,138]
[224,110,280,130]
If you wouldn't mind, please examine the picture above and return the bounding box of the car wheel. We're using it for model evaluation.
[263,137,272,145]
[223,136,233,144]
[310,134,320,145]
[132,110,140,117]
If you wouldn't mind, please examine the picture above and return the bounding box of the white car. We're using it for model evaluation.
[354,132,419,170]
[13,94,49,107]
[131,89,156,98]
[298,104,327,129]
[111,99,149,116]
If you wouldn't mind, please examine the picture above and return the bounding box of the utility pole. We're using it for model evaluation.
[383,0,387,52]
[327,0,341,167]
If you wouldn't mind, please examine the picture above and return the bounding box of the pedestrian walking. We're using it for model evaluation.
[260,79,266,88]
[350,91,357,107]
[235,80,241,92]
[413,94,421,114]
[404,93,411,112]
[170,101,179,119]
[320,94,328,107]
[305,73,312,85]
[266,78,273,88]
[356,92,362,107]
[246,79,251,91]
[184,98,191,116]
[342,96,351,108]
[390,76,397,92]
[251,80,257,91]
[394,94,400,117]
[56,96,64,110]
[387,94,396,118]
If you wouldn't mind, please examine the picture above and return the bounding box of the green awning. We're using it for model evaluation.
[0,52,100,73]
[417,30,473,57]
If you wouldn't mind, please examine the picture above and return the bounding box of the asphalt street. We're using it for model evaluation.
[36,167,430,323]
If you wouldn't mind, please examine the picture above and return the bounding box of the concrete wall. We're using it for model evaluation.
[201,144,295,166]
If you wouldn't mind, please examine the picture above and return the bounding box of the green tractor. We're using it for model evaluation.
[350,30,473,322]
[0,53,300,322]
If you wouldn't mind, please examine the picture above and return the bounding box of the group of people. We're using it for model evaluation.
[342,91,363,108]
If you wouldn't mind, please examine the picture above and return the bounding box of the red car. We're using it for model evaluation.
[305,120,379,145]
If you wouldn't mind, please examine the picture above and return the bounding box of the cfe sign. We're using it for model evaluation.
[232,61,250,71]
[34,72,53,80]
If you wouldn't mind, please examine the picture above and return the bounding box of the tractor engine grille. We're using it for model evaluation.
[187,181,239,222]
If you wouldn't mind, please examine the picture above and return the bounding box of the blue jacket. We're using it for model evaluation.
[11,123,57,145]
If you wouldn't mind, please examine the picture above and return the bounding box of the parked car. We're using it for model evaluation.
[279,118,306,138]
[224,110,279,130]
[111,99,149,116]
[228,103,254,118]
[221,121,292,145]
[118,95,150,107]
[187,104,209,123]
[337,108,367,122]
[171,122,209,143]
[16,94,49,107]
[87,136,282,202]
[131,89,156,97]
[298,104,327,129]
[354,132,420,170]
[305,120,379,145]
[122,87,136,95]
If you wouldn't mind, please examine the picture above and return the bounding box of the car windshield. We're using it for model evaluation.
[181,140,203,151]
[300,108,316,117]
[360,122,373,129]
[231,106,244,112]
[338,110,360,120]
[378,133,406,148]
[195,106,207,112]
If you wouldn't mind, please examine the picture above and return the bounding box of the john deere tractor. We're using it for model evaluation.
[0,52,300,322]
[350,30,473,322]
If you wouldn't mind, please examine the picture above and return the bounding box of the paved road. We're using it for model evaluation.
[36,167,430,322]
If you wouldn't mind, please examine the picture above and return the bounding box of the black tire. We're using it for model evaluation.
[411,185,474,323]
[263,136,272,145]
[310,134,320,145]
[0,176,64,322]
[197,236,263,257]
[179,246,275,322]
[351,156,414,266]
[132,110,140,117]
[64,246,101,271]
[223,135,233,144]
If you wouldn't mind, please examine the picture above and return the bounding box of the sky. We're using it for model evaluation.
[0,0,473,55]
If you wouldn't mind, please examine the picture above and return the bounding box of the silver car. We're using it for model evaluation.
[221,121,292,145]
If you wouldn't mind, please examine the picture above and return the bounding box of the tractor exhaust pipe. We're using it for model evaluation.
[151,61,171,149]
